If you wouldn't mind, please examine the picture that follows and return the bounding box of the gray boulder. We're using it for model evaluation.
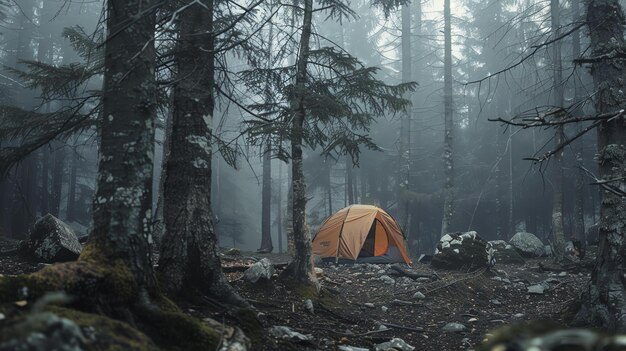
[243,258,274,283]
[269,326,313,343]
[509,232,545,257]
[375,338,415,351]
[19,214,83,263]
[432,231,494,270]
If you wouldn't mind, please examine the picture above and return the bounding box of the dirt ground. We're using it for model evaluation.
[0,239,588,350]
[221,251,587,350]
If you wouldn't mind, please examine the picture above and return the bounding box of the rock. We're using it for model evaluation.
[493,245,526,265]
[0,312,86,351]
[513,313,525,318]
[381,306,388,313]
[489,240,508,250]
[338,346,369,351]
[314,267,324,277]
[364,303,375,308]
[243,258,274,283]
[527,284,545,294]
[375,337,415,351]
[269,326,313,343]
[304,299,314,314]
[380,275,395,285]
[442,322,467,333]
[432,231,494,270]
[412,291,426,300]
[509,232,545,257]
[19,214,83,263]
[490,299,502,305]
[224,247,241,256]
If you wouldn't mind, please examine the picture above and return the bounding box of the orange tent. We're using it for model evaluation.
[312,205,411,264]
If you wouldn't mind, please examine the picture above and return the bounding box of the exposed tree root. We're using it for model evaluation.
[0,260,250,350]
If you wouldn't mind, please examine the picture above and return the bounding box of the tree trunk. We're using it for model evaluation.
[327,161,333,216]
[441,0,455,236]
[572,0,586,245]
[346,157,354,205]
[66,142,78,221]
[575,0,626,330]
[49,143,65,218]
[82,0,158,293]
[277,161,283,254]
[156,0,246,306]
[285,0,317,285]
[260,143,273,252]
[550,0,566,261]
[399,3,412,233]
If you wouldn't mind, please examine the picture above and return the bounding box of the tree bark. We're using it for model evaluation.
[285,0,317,285]
[66,142,79,221]
[82,0,159,293]
[572,0,586,245]
[400,3,412,233]
[550,0,566,261]
[156,0,246,306]
[260,143,273,252]
[441,0,455,236]
[575,0,626,331]
[49,143,65,218]
[277,161,283,253]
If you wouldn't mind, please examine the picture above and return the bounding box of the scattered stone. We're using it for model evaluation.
[304,299,314,314]
[493,245,526,264]
[243,258,274,283]
[338,346,369,351]
[412,292,426,300]
[489,240,508,250]
[19,214,83,263]
[381,306,388,313]
[468,318,478,323]
[314,267,324,277]
[513,313,525,318]
[380,275,395,285]
[527,284,545,295]
[416,277,431,282]
[364,303,375,308]
[491,276,502,282]
[558,272,567,277]
[490,299,502,305]
[377,269,386,274]
[509,232,545,257]
[374,337,415,351]
[443,322,467,333]
[269,326,314,343]
[432,231,494,270]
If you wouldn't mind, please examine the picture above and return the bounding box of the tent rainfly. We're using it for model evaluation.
[312,205,411,264]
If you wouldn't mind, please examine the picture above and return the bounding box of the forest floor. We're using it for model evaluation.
[219,251,587,350]
[0,237,588,350]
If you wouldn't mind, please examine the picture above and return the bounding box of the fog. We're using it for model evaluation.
[0,0,600,257]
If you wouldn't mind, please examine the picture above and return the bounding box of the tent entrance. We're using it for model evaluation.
[358,220,389,258]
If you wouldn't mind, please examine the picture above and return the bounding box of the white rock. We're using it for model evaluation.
[381,306,388,313]
[443,322,467,333]
[527,284,545,295]
[375,337,415,351]
[364,303,375,308]
[412,291,426,300]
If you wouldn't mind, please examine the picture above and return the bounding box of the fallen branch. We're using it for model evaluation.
[379,322,424,333]
[389,264,438,280]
